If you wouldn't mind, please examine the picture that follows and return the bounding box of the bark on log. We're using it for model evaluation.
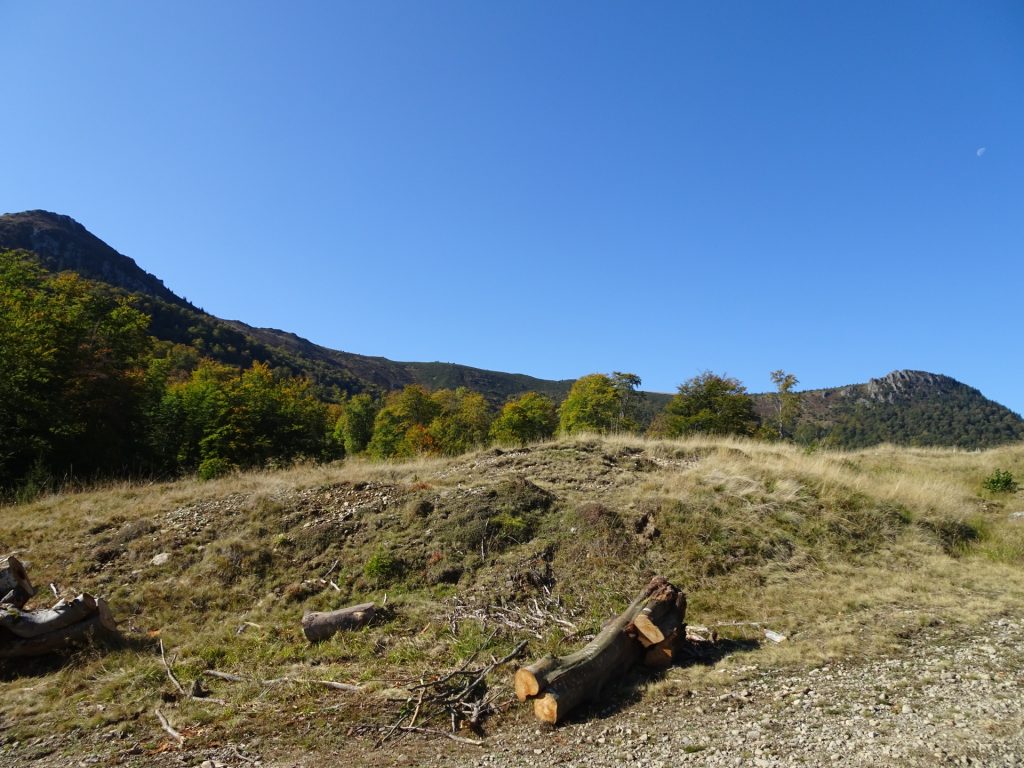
[0,557,36,609]
[0,596,117,658]
[302,602,375,642]
[0,594,102,638]
[517,575,687,725]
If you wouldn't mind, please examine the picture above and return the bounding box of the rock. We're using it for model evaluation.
[150,552,170,566]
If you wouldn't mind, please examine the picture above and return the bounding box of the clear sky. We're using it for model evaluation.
[2,2,1022,412]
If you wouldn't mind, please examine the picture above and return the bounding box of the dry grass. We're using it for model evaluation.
[2,435,1023,762]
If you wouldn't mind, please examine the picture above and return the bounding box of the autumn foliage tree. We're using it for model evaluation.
[490,392,558,446]
[558,373,623,434]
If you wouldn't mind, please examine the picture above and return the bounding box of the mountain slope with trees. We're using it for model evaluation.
[0,210,575,405]
[2,209,1021,492]
[752,370,1024,450]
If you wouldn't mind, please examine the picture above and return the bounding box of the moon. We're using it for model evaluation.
[977,147,987,157]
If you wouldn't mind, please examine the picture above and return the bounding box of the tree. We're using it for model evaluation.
[660,371,757,437]
[610,372,645,433]
[490,392,558,446]
[336,393,378,455]
[365,385,443,459]
[769,370,800,440]
[428,388,493,455]
[0,250,152,490]
[558,374,621,434]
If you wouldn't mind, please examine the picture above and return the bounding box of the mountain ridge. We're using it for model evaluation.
[2,209,1021,448]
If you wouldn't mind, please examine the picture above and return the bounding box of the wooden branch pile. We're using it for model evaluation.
[514,575,686,724]
[444,593,583,640]
[365,636,528,747]
[0,556,119,659]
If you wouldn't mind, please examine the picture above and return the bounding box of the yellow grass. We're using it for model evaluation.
[1,434,1022,762]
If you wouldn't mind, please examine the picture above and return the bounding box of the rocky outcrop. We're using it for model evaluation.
[0,210,190,308]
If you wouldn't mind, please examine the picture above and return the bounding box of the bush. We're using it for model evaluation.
[198,457,234,481]
[983,468,1018,493]
[364,549,404,585]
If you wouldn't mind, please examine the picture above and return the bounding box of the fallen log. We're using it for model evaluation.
[0,595,118,658]
[0,593,105,638]
[516,575,686,725]
[0,556,36,608]
[301,602,375,642]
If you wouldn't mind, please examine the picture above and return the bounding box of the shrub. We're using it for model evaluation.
[364,549,404,585]
[198,457,234,481]
[983,468,1018,493]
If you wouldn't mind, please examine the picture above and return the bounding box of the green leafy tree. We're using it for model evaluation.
[661,371,757,437]
[558,373,621,434]
[366,407,408,459]
[0,250,152,490]
[769,369,801,440]
[610,371,645,433]
[428,388,493,455]
[366,385,443,459]
[335,393,379,455]
[490,392,558,446]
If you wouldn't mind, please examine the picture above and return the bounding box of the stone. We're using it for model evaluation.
[151,552,170,566]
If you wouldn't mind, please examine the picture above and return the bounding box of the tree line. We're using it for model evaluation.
[1,249,804,498]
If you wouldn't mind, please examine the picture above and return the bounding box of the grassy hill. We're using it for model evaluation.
[2,435,1023,765]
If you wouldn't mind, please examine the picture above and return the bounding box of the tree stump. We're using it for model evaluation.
[515,575,686,724]
[301,602,375,642]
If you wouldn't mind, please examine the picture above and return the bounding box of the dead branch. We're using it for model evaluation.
[159,639,187,697]
[154,707,184,746]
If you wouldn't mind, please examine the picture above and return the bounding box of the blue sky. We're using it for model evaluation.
[2,2,1022,412]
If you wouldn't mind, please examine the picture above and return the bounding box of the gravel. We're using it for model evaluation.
[430,617,1024,768]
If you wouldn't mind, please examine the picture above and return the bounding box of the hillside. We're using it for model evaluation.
[1,435,1023,766]
[752,370,1024,450]
[2,210,1022,450]
[0,210,574,404]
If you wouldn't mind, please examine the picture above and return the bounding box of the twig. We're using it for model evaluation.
[203,669,246,683]
[323,559,340,579]
[315,679,362,692]
[231,746,257,764]
[154,707,184,746]
[201,669,361,691]
[409,685,425,728]
[159,639,187,698]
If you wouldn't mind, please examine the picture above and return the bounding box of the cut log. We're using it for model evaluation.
[0,596,118,658]
[302,602,375,642]
[514,654,559,702]
[643,612,684,669]
[626,578,686,648]
[518,575,687,725]
[0,556,36,609]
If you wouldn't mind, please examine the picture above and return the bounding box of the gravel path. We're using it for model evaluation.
[431,617,1024,768]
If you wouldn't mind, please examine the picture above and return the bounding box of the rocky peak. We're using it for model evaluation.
[861,370,962,404]
[0,209,191,308]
